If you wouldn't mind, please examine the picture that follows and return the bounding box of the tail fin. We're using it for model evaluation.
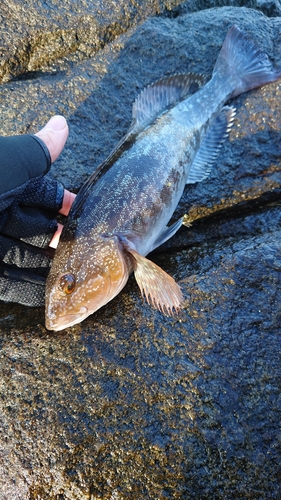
[213,25,281,98]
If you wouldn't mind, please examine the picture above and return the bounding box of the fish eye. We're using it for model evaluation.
[59,273,76,295]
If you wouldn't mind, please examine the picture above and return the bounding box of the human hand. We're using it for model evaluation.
[0,116,76,307]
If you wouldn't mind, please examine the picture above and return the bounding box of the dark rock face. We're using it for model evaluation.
[0,1,281,498]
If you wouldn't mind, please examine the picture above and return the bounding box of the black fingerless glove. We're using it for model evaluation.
[0,134,65,307]
[0,238,54,307]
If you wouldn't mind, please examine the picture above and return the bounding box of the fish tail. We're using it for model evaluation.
[213,25,281,98]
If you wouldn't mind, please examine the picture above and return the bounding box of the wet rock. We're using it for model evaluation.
[0,0,182,83]
[0,0,281,498]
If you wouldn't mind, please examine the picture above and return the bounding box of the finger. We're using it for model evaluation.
[49,189,77,248]
[59,190,76,216]
[49,190,76,248]
[49,222,64,249]
[35,115,69,163]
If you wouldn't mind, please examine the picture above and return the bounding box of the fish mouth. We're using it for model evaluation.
[46,306,89,331]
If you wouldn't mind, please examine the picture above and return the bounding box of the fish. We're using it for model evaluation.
[45,25,281,331]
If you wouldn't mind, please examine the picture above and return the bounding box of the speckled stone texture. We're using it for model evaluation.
[0,0,281,498]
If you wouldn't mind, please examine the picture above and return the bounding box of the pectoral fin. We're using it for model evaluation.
[126,248,183,315]
[151,215,190,252]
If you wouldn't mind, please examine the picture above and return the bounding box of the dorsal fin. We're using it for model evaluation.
[186,106,236,184]
[131,73,206,134]
[70,73,206,219]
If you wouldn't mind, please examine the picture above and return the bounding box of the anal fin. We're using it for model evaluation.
[186,106,236,184]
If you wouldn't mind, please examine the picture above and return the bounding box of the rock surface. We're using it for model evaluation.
[0,0,183,83]
[0,0,281,498]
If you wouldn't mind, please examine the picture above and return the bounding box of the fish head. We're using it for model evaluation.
[45,234,130,331]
